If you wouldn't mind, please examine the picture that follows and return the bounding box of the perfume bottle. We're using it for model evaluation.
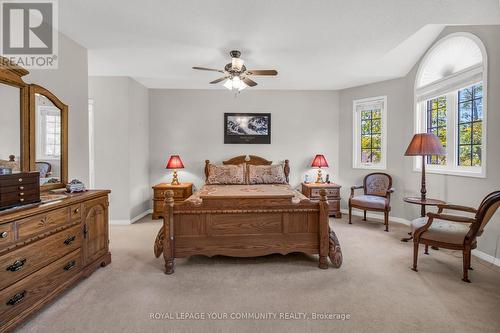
[326,174,330,184]
[304,174,309,183]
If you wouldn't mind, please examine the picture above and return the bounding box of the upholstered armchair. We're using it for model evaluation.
[349,173,394,232]
[411,191,500,283]
[35,161,52,178]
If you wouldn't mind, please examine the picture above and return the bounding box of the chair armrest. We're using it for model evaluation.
[437,204,477,214]
[427,212,476,224]
[350,185,363,197]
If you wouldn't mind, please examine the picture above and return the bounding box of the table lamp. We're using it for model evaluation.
[166,155,184,185]
[404,133,445,202]
[311,154,329,183]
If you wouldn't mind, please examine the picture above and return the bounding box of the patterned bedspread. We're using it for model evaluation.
[185,184,308,204]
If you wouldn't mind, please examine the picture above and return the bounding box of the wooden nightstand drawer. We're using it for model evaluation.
[301,182,342,218]
[311,188,339,198]
[152,183,193,220]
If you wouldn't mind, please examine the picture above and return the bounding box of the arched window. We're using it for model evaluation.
[414,32,487,177]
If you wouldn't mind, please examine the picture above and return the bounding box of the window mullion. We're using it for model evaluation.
[446,93,456,169]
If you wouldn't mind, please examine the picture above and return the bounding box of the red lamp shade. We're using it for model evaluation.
[404,133,445,156]
[165,155,184,169]
[311,154,329,168]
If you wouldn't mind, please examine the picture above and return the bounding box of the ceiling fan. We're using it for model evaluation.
[192,50,278,91]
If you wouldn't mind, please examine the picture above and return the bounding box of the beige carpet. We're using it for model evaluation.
[16,215,500,333]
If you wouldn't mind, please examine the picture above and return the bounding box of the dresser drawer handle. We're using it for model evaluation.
[6,259,26,272]
[19,186,24,190]
[63,260,76,271]
[19,198,25,202]
[73,208,80,214]
[18,178,23,182]
[6,290,26,306]
[0,231,8,238]
[19,192,24,196]
[63,235,77,246]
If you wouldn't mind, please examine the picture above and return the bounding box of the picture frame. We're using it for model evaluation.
[224,113,271,144]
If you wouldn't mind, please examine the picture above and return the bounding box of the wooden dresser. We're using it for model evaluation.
[301,182,342,218]
[152,183,193,219]
[0,190,111,332]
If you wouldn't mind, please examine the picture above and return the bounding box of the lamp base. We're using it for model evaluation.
[315,169,324,183]
[171,170,180,185]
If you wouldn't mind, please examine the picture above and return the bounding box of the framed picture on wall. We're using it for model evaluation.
[224,113,271,144]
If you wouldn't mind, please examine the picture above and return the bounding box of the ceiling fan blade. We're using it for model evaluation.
[210,76,228,84]
[242,77,258,87]
[192,66,225,73]
[246,69,278,76]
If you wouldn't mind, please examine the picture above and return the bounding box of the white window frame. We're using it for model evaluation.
[36,106,62,160]
[352,96,387,170]
[414,32,487,178]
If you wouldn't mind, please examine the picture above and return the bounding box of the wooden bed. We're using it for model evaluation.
[154,155,342,274]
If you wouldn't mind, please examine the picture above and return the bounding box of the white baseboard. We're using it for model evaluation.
[110,209,152,225]
[340,208,500,267]
[340,209,411,225]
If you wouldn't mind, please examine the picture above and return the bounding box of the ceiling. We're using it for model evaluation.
[59,0,500,90]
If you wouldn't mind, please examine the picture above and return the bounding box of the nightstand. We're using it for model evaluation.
[152,183,193,220]
[301,182,342,218]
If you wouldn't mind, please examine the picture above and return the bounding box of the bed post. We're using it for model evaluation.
[284,159,290,183]
[205,160,210,182]
[318,189,329,269]
[163,190,175,274]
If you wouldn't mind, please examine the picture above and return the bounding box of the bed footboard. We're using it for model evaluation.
[154,189,342,274]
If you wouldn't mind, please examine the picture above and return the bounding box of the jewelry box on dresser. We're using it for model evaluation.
[0,57,111,332]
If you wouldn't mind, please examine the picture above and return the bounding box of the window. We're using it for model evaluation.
[353,96,387,169]
[426,96,447,165]
[36,107,61,159]
[415,33,487,177]
[458,84,483,167]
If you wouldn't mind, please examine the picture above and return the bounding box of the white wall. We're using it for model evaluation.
[89,76,149,223]
[149,90,340,191]
[338,26,500,260]
[25,32,90,184]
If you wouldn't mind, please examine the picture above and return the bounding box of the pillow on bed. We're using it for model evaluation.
[207,163,246,185]
[248,164,287,184]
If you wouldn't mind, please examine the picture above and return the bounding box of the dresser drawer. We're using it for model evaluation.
[0,224,81,290]
[70,204,82,221]
[0,249,82,324]
[17,207,70,240]
[311,188,340,198]
[0,223,14,249]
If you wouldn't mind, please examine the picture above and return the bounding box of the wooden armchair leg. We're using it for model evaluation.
[462,248,471,283]
[363,210,367,221]
[412,242,419,272]
[384,211,389,232]
[348,205,352,224]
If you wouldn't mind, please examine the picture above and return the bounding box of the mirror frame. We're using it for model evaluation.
[0,56,30,172]
[29,84,68,191]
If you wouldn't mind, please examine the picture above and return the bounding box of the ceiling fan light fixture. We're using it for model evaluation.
[223,78,233,90]
[238,81,247,91]
[231,57,244,71]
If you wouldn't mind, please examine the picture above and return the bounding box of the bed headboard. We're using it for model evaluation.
[204,155,290,183]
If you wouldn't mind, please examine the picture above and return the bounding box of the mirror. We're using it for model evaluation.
[30,85,68,190]
[35,93,62,184]
[0,84,21,173]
